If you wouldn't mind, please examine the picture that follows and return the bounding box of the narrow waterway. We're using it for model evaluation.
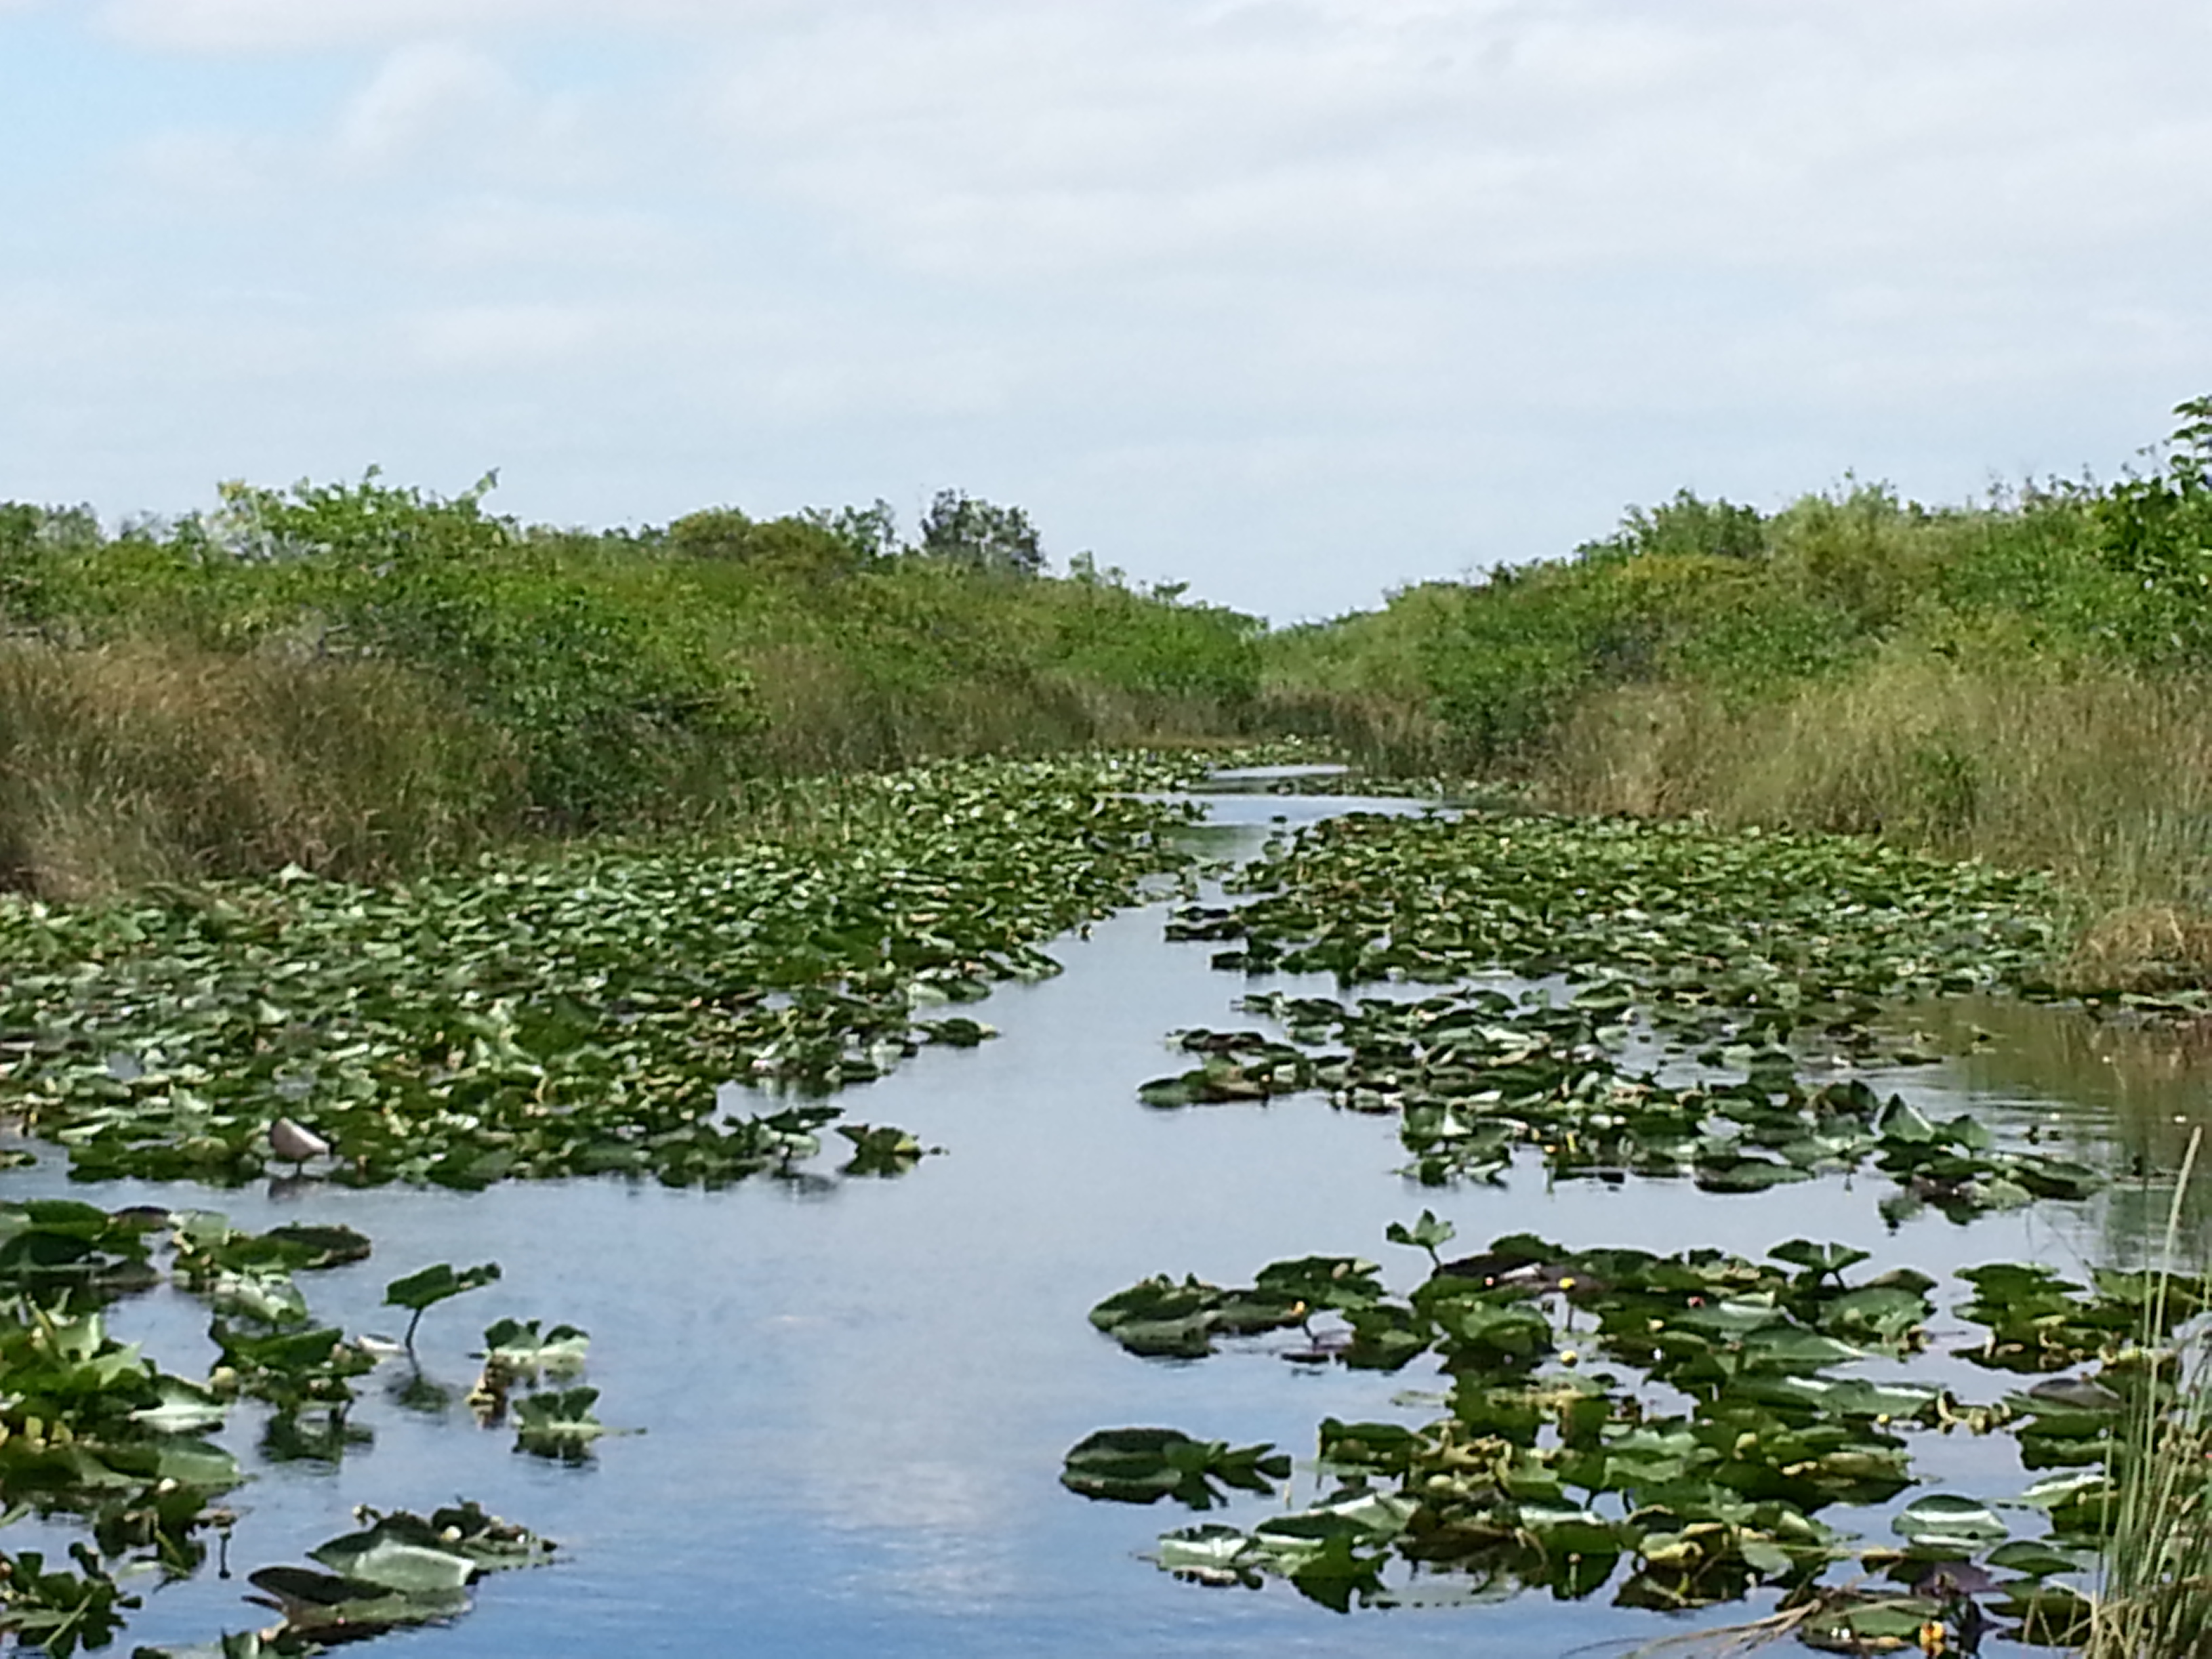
[4,785,2184,1655]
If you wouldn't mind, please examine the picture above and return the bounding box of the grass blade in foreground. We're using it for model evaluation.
[2089,1126,2211,1658]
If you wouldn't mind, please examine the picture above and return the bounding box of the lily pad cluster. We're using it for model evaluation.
[125,1502,556,1656]
[1084,798,2204,1647]
[0,755,1207,1187]
[1075,1221,2191,1644]
[1143,990,2103,1221]
[0,1205,293,1584]
[1143,795,2106,1231]
[0,1198,590,1654]
[1172,809,2060,1034]
[0,1542,138,1657]
[464,1314,621,1461]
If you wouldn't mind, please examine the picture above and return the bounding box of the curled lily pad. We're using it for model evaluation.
[383,1261,501,1349]
[1891,1493,2009,1557]
[245,1564,471,1637]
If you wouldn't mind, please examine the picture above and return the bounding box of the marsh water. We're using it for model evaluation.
[4,782,2202,1655]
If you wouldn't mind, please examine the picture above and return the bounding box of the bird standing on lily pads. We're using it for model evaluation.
[269,1116,331,1175]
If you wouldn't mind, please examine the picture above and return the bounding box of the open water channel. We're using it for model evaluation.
[0,777,2188,1656]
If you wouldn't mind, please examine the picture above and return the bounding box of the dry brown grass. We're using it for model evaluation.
[1540,651,2212,988]
[1250,687,1467,778]
[0,639,519,898]
[2070,905,2212,994]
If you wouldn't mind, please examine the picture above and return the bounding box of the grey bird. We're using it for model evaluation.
[269,1117,331,1175]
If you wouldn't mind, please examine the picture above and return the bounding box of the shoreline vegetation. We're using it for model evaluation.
[1265,399,2212,992]
[0,478,1263,897]
[6,400,2212,991]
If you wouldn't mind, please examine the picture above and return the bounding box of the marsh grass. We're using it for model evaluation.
[1538,652,2212,987]
[0,474,1277,893]
[2089,1127,2212,1659]
[0,639,519,897]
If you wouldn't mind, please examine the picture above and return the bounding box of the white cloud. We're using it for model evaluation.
[410,199,693,272]
[23,0,2212,615]
[335,41,519,168]
[95,0,789,54]
[687,0,2212,291]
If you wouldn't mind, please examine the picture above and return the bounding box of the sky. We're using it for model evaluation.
[3,1,2210,621]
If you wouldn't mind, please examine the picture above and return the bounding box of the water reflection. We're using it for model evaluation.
[1892,994,2212,1258]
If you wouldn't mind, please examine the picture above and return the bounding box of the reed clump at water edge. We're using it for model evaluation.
[2089,1127,2212,1659]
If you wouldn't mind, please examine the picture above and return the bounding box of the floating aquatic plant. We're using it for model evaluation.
[0,756,1208,1187]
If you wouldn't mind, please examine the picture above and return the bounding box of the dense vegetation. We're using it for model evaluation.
[1263,400,2212,982]
[0,756,1205,1187]
[11,401,2212,984]
[0,1196,567,1654]
[0,476,1261,895]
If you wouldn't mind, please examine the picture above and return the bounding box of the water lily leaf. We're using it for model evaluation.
[1385,1211,1456,1261]
[1816,1285,1930,1344]
[127,1380,228,1436]
[1771,1240,1872,1279]
[307,1536,475,1595]
[1893,1494,2008,1556]
[512,1385,616,1460]
[1737,1537,1795,1578]
[1800,1594,1943,1649]
[478,1318,590,1381]
[1061,1427,1289,1508]
[384,1261,502,1315]
[1986,1538,2091,1577]
[1254,1256,1384,1311]
[1148,1523,1259,1586]
[210,1270,310,1328]
[246,1563,471,1634]
[258,1223,374,1269]
[2011,1469,2111,1510]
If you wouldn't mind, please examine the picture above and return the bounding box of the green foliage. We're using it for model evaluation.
[1079,1216,2202,1631]
[0,1199,569,1655]
[2089,396,2212,665]
[918,489,1043,576]
[0,756,1208,1187]
[232,1502,554,1648]
[0,472,1262,874]
[202,473,756,821]
[1061,1428,1291,1509]
[1264,397,2212,779]
[511,1386,623,1461]
[1147,809,2095,1218]
[0,1542,138,1656]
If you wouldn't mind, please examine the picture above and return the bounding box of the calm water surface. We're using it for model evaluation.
[6,788,2197,1655]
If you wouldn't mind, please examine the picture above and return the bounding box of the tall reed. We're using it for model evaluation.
[1538,652,2212,986]
[0,640,518,897]
[2089,1126,2212,1658]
